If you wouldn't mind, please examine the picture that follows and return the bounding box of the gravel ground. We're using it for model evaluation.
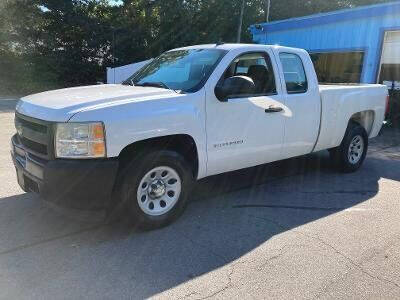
[1,97,400,299]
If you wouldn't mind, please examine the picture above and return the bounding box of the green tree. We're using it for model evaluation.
[0,0,115,93]
[0,0,395,95]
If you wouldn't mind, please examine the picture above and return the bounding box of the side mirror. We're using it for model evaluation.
[214,85,228,102]
[214,76,255,102]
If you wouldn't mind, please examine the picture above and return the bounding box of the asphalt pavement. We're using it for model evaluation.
[1,97,400,299]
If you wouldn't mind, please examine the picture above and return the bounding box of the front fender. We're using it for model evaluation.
[69,91,208,178]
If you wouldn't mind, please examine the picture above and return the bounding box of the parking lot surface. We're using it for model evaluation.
[1,97,400,299]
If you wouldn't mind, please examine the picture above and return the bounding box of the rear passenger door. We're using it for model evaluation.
[276,51,321,159]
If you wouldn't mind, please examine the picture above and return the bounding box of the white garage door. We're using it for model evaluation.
[381,31,400,65]
[378,31,400,88]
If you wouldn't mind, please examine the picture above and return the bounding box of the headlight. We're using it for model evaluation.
[55,122,106,158]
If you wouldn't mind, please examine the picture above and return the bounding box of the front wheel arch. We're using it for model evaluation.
[116,134,199,183]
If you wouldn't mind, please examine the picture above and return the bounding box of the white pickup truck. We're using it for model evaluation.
[11,44,388,229]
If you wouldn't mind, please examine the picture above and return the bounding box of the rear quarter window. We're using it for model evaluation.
[279,53,308,94]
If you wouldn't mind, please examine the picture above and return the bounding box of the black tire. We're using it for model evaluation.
[329,122,368,173]
[118,150,193,230]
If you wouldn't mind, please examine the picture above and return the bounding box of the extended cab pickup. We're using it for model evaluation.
[11,44,388,229]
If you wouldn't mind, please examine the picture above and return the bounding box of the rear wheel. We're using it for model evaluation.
[119,150,193,230]
[329,122,368,173]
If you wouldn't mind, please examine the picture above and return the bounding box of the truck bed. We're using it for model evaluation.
[313,84,387,152]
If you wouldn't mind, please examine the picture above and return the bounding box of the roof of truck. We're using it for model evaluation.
[171,44,308,56]
[172,43,280,51]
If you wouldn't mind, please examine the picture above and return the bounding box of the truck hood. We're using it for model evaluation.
[16,84,176,122]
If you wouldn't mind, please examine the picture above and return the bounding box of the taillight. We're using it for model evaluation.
[385,95,390,116]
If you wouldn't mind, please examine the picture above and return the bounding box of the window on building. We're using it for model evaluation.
[279,53,308,94]
[310,51,364,83]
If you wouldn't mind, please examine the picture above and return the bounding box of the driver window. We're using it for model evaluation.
[222,52,277,96]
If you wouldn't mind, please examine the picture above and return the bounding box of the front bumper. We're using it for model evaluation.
[11,134,119,210]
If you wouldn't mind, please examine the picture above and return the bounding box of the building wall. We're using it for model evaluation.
[107,59,153,84]
[252,14,400,83]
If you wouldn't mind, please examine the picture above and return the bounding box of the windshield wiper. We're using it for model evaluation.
[122,79,135,86]
[136,81,179,93]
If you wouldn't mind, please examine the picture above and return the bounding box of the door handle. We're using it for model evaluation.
[265,106,283,113]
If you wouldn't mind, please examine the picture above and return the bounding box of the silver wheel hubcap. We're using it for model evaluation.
[137,166,181,216]
[348,135,364,164]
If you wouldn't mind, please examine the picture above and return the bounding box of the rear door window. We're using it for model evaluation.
[279,53,308,94]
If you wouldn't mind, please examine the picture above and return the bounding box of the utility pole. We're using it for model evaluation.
[112,29,116,83]
[265,0,270,22]
[236,0,245,43]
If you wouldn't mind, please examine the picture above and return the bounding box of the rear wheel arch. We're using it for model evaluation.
[330,121,368,173]
[332,111,375,150]
[349,110,375,137]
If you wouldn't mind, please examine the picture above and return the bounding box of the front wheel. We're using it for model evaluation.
[119,150,193,230]
[329,122,368,173]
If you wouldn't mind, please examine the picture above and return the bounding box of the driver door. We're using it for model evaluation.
[205,50,286,176]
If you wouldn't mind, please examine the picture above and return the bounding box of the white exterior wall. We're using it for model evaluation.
[107,59,153,84]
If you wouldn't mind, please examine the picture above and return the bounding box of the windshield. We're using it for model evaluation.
[125,49,228,93]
